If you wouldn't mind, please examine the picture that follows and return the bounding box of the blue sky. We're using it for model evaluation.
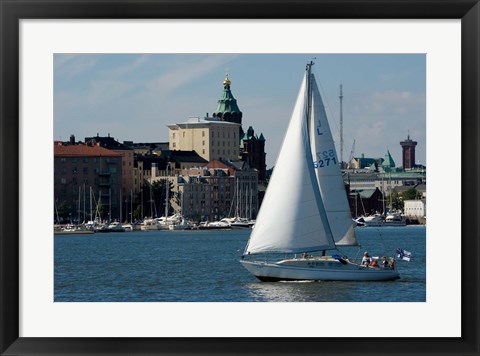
[54,54,426,168]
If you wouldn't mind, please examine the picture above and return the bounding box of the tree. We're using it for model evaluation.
[402,188,418,201]
[388,190,403,211]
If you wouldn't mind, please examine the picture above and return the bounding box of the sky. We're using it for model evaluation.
[54,54,426,168]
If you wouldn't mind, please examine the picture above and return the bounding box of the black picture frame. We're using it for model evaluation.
[1,1,478,355]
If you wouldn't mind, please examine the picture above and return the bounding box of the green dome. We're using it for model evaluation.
[213,73,242,124]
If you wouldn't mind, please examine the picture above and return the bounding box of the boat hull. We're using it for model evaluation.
[240,257,400,282]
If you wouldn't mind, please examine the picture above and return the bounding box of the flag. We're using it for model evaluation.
[396,248,411,261]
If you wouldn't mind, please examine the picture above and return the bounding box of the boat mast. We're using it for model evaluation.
[130,189,133,223]
[339,83,344,167]
[305,60,336,250]
[165,164,169,218]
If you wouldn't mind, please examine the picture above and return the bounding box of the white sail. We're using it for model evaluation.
[245,75,336,255]
[309,74,357,246]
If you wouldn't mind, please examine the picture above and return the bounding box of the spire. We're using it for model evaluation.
[213,70,242,124]
[223,67,231,87]
[383,149,396,168]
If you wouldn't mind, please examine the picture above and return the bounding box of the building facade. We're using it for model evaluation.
[168,117,241,162]
[54,142,123,223]
[84,134,136,214]
[153,159,258,222]
[241,126,267,181]
[404,199,426,218]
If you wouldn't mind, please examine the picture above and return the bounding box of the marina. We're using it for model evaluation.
[54,225,426,302]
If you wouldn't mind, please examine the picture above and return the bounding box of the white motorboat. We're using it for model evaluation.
[362,214,384,227]
[240,62,399,282]
[384,212,407,226]
[97,221,125,233]
[169,218,194,230]
[198,220,231,230]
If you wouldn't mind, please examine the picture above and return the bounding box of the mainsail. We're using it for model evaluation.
[244,74,336,254]
[309,74,357,246]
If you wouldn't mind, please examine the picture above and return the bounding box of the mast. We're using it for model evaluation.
[165,164,169,218]
[89,187,93,221]
[306,61,314,120]
[305,61,336,247]
[339,83,344,167]
[130,189,133,223]
[83,182,86,223]
[119,187,122,222]
[77,186,81,223]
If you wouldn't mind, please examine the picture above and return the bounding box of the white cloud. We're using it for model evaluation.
[54,54,97,79]
[148,54,241,97]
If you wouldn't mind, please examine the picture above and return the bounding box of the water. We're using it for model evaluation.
[54,226,426,302]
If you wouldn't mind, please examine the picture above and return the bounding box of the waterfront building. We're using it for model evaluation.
[54,142,123,223]
[400,134,418,170]
[167,116,241,162]
[153,159,258,222]
[240,126,267,181]
[85,134,136,219]
[347,169,426,195]
[404,199,427,218]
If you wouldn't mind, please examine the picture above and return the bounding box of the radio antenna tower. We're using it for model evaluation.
[339,83,344,166]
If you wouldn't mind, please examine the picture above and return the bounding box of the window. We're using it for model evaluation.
[202,131,205,137]
[173,133,176,139]
[202,140,205,146]
[83,157,89,163]
[61,178,67,184]
[83,167,89,175]
[173,142,176,148]
[60,157,66,163]
[202,149,205,154]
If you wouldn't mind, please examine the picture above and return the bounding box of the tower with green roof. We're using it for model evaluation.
[212,73,243,125]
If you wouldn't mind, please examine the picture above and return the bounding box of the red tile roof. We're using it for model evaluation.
[54,143,122,157]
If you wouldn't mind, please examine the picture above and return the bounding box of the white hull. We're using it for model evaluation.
[240,257,400,282]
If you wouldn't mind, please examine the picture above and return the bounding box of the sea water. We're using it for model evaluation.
[54,226,426,302]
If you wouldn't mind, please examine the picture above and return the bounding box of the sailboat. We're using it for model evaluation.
[240,62,400,282]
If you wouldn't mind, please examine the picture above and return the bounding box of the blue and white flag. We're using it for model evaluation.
[396,248,411,261]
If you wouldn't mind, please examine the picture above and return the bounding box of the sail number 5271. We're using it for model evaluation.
[314,150,337,168]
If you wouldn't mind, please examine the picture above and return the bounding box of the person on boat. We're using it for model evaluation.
[361,252,371,266]
[381,256,389,268]
[389,257,396,269]
[369,259,379,267]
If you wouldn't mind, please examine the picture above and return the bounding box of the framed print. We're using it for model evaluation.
[1,0,479,355]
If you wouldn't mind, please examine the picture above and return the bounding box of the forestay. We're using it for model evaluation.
[245,75,336,255]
